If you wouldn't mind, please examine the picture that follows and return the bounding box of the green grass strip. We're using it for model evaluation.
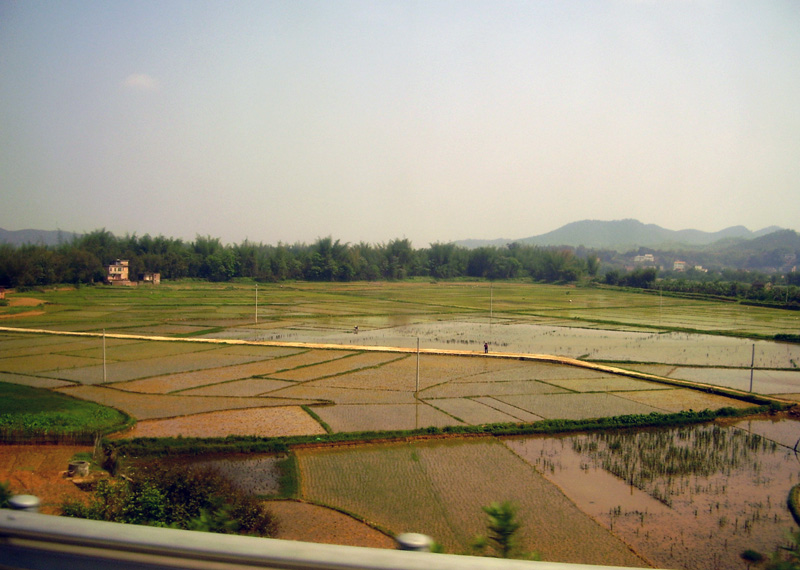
[106,405,781,459]
[301,405,332,434]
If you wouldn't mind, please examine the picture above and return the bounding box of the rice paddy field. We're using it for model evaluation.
[504,419,800,570]
[2,281,799,567]
[0,280,797,433]
[296,438,649,565]
[291,416,800,569]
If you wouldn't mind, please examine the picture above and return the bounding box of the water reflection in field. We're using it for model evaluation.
[222,319,800,374]
[505,416,800,570]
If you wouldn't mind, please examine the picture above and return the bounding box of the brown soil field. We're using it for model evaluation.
[112,407,326,438]
[55,385,324,420]
[614,386,757,413]
[269,352,403,381]
[6,297,45,307]
[0,310,45,319]
[0,445,91,514]
[267,500,396,549]
[112,352,316,394]
[313,402,463,433]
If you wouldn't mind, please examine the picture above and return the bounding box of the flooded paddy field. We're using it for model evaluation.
[506,415,800,570]
[248,321,800,368]
[172,415,799,569]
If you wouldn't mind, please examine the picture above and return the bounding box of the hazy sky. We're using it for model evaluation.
[2,1,799,247]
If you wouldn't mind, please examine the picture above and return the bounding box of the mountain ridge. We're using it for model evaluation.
[455,219,785,251]
[0,228,82,247]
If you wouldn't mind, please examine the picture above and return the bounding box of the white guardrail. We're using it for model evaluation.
[0,508,652,570]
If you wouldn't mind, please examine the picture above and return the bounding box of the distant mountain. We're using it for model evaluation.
[455,220,785,251]
[0,228,81,247]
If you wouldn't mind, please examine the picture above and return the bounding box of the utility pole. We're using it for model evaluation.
[490,282,493,328]
[415,337,420,430]
[102,329,106,384]
[255,283,258,323]
[749,343,755,392]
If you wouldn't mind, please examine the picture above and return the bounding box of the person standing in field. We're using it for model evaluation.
[484,342,489,354]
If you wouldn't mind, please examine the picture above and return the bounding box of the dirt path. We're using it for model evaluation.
[0,445,91,514]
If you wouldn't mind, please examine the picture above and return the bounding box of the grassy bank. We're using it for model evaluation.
[0,381,133,444]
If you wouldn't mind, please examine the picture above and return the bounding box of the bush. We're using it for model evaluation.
[63,464,277,537]
[0,481,12,508]
[471,501,539,560]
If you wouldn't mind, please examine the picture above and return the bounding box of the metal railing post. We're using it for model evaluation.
[395,532,433,552]
[8,495,40,513]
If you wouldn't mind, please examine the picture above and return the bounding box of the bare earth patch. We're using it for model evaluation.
[114,406,326,438]
[267,500,396,549]
[7,297,45,307]
[0,445,91,514]
[0,310,45,319]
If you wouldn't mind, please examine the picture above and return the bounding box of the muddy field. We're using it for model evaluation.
[296,438,648,565]
[505,416,800,570]
[266,416,798,568]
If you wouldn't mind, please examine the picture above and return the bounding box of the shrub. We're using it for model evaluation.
[0,481,12,508]
[63,464,277,537]
[471,501,539,560]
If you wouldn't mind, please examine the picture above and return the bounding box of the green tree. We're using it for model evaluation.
[471,501,537,560]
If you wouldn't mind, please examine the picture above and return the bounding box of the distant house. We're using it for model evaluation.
[634,254,655,264]
[673,260,687,272]
[141,272,161,285]
[106,260,130,283]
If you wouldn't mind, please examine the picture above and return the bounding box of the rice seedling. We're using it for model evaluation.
[297,438,647,565]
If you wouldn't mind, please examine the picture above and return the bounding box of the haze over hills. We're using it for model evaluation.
[0,220,789,252]
[1,221,797,276]
[0,228,81,247]
[455,219,785,251]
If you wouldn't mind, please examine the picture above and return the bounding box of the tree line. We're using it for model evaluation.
[0,229,600,288]
[604,266,800,307]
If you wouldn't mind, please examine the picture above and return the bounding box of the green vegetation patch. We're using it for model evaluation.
[0,381,131,441]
